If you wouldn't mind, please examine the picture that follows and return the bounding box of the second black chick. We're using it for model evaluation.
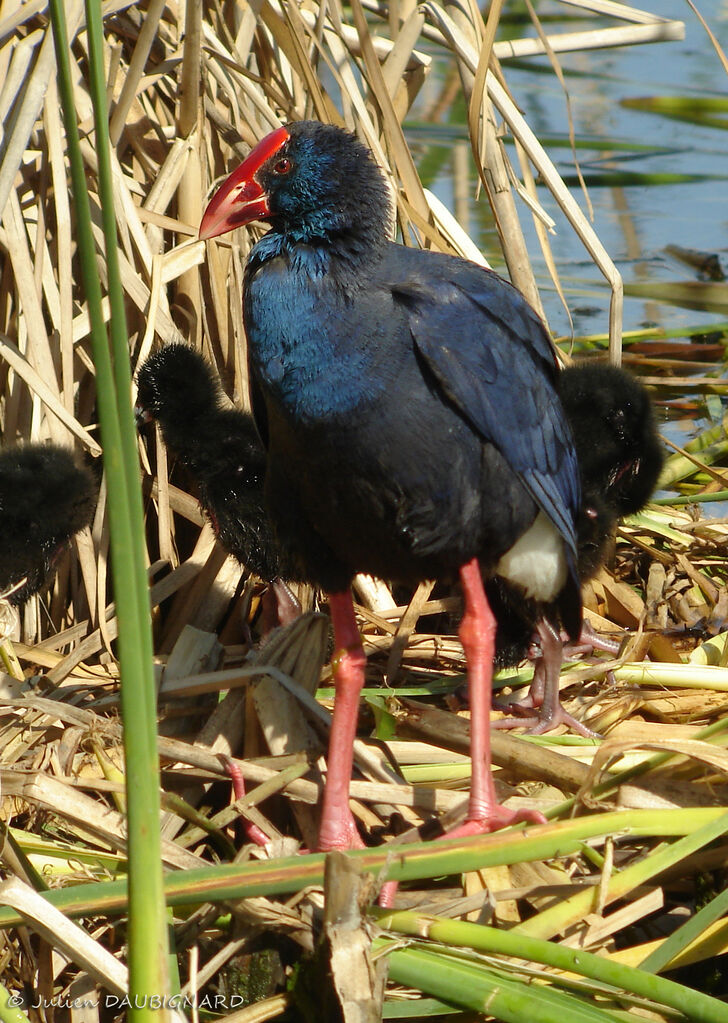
[492,362,664,735]
[0,444,96,606]
[135,344,300,624]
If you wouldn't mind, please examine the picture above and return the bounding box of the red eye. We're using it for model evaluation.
[273,157,292,175]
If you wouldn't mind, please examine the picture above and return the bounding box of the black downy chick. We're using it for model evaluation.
[492,362,664,735]
[0,445,96,605]
[135,344,300,624]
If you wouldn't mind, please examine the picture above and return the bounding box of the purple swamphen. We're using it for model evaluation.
[200,120,582,852]
[0,445,96,605]
[138,347,663,738]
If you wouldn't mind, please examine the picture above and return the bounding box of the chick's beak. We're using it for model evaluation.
[134,403,152,429]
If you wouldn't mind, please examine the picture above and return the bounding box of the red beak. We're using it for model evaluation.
[199,126,290,240]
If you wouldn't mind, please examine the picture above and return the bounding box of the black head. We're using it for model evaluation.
[0,445,96,604]
[136,345,221,432]
[200,121,392,254]
[559,363,664,516]
[187,408,266,489]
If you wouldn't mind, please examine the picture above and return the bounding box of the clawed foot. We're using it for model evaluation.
[318,810,397,907]
[529,703,599,738]
[318,808,364,853]
[493,704,599,738]
[443,804,547,841]
[494,692,539,714]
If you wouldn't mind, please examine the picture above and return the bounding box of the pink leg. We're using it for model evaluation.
[223,756,270,847]
[318,592,399,907]
[494,619,601,738]
[494,654,546,717]
[318,590,367,852]
[528,620,599,738]
[447,560,546,839]
[568,619,621,657]
[270,578,302,627]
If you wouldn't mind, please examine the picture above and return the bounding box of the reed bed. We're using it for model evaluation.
[1,0,728,1019]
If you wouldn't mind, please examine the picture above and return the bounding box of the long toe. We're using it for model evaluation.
[492,712,544,731]
[444,805,547,840]
[531,702,600,739]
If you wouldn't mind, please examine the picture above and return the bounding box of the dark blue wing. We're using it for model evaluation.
[390,250,580,566]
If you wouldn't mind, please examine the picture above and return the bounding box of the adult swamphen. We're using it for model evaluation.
[492,363,664,735]
[0,445,96,605]
[137,347,661,737]
[200,120,582,851]
[136,344,300,624]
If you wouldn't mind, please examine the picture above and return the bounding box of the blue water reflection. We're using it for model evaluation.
[407,1,728,343]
